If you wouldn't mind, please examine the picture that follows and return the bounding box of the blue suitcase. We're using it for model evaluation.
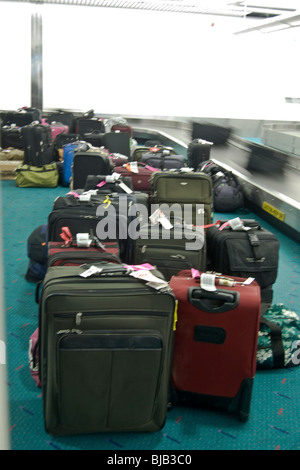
[62,142,89,187]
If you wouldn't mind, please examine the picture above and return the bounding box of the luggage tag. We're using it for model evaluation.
[60,226,73,246]
[78,190,98,201]
[219,217,251,231]
[125,162,139,173]
[191,269,255,290]
[129,268,169,290]
[149,209,173,229]
[76,233,92,248]
[125,263,155,271]
[80,265,103,277]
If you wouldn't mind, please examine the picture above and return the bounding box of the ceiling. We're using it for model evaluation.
[3,0,300,34]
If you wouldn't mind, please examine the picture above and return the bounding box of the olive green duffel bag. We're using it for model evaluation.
[15,163,59,188]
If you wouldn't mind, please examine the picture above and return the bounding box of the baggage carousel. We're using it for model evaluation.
[130,118,300,242]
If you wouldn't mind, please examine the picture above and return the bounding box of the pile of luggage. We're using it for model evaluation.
[22,117,284,435]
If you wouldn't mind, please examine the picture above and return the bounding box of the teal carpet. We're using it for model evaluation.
[1,179,300,451]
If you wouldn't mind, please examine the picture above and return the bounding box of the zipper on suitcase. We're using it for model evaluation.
[53,309,170,327]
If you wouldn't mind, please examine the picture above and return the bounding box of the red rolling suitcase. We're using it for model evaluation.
[169,270,261,421]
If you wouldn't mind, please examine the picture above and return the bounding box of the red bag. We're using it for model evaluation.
[48,226,121,266]
[169,270,261,421]
[114,162,158,192]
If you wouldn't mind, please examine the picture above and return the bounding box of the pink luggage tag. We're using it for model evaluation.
[60,226,73,246]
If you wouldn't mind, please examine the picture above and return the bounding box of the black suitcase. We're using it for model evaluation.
[187,139,213,170]
[1,107,41,127]
[82,131,104,148]
[132,144,176,162]
[21,122,54,165]
[77,118,105,136]
[48,192,137,262]
[103,131,131,158]
[46,110,76,133]
[206,218,280,313]
[1,126,24,149]
[39,262,176,435]
[71,149,113,189]
[192,122,231,145]
[53,133,80,155]
[141,150,186,170]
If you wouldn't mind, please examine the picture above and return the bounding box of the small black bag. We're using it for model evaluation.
[200,160,244,212]
[25,224,48,282]
[206,218,280,311]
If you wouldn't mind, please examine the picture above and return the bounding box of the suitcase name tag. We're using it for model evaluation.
[219,217,252,231]
[149,208,173,229]
[191,269,255,291]
[76,233,92,248]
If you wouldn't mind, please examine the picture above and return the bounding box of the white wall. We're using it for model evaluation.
[41,5,300,120]
[0,2,31,110]
[1,2,299,120]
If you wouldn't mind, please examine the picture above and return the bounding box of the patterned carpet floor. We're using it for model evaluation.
[1,179,300,451]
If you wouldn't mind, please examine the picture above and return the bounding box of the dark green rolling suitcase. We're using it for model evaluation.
[39,263,176,435]
[151,170,213,226]
[132,221,206,281]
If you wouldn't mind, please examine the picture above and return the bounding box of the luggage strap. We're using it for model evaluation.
[247,231,265,263]
[260,317,285,368]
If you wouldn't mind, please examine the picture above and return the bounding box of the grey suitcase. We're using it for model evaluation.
[39,263,176,435]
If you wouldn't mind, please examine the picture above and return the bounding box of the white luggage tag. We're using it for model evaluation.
[76,233,92,248]
[126,161,139,173]
[219,217,251,231]
[200,273,217,291]
[191,269,255,290]
[78,190,97,201]
[149,209,173,229]
[118,181,133,194]
[129,267,169,290]
[80,265,103,277]
[106,173,121,183]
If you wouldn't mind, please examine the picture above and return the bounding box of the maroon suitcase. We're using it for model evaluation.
[47,241,121,267]
[169,270,261,421]
[114,162,159,193]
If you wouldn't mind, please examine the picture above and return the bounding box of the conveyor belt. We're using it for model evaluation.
[132,121,300,241]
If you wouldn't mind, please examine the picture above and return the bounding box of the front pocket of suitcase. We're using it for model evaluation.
[57,331,163,431]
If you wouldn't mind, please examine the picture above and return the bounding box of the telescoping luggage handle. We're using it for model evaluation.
[188,287,239,314]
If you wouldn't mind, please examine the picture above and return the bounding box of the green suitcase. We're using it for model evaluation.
[39,263,176,435]
[151,170,213,226]
[132,221,206,281]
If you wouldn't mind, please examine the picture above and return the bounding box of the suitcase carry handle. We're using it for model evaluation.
[80,262,129,276]
[188,287,239,313]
